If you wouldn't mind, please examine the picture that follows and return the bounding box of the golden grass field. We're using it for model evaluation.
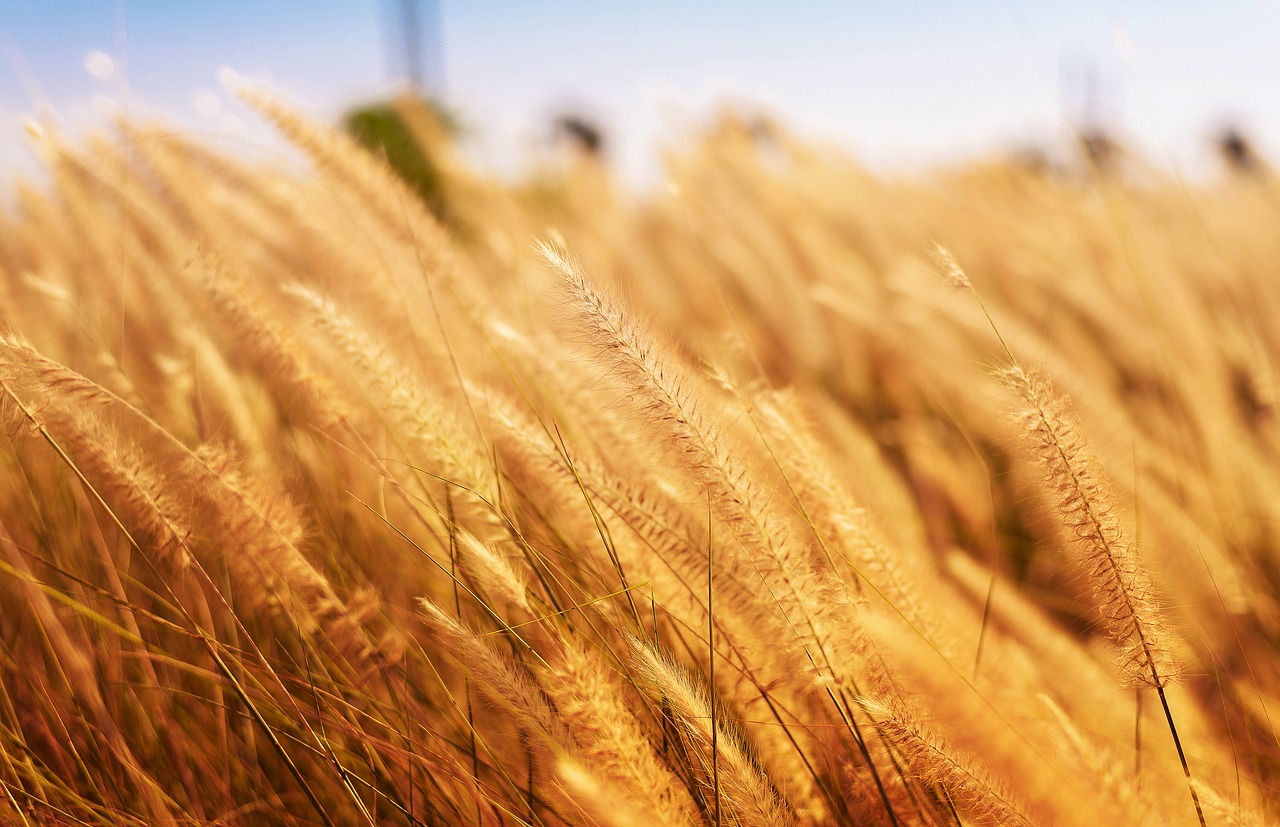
[0,89,1276,825]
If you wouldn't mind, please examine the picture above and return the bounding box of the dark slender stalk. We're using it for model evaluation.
[446,494,482,827]
[973,573,997,677]
[838,691,900,827]
[1155,683,1206,827]
[707,493,721,827]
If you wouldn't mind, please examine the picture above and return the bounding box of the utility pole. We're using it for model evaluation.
[387,0,442,94]
[401,0,423,91]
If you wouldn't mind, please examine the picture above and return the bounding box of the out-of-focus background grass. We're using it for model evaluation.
[1,1,1278,186]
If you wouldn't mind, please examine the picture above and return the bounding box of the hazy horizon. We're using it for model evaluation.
[1,1,1276,184]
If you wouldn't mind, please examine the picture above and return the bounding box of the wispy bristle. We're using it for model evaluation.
[934,244,972,289]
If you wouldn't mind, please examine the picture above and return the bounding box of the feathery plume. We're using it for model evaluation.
[631,640,796,827]
[933,244,972,289]
[861,697,1036,827]
[1001,364,1178,688]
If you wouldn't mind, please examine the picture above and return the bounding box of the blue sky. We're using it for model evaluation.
[1,1,1278,182]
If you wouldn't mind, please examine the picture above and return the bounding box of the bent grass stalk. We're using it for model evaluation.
[940,246,1207,827]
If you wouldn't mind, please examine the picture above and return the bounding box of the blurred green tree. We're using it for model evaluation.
[341,98,455,220]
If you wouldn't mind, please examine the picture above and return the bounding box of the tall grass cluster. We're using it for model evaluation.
[0,91,1276,825]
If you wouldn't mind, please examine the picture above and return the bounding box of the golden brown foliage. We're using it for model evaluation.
[0,95,1273,826]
